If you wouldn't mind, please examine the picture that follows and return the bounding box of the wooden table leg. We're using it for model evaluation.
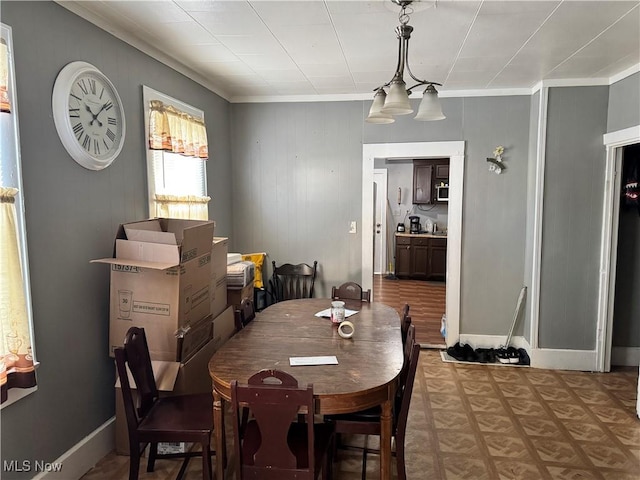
[213,390,226,480]
[380,398,393,480]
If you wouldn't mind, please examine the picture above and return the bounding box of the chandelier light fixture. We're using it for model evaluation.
[366,0,446,124]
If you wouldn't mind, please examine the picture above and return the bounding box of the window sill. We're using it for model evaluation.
[1,386,37,410]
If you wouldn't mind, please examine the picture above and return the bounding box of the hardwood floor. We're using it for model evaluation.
[372,274,446,348]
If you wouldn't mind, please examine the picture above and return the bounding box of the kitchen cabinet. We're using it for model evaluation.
[413,159,450,205]
[395,234,447,281]
[412,162,433,204]
[395,236,412,277]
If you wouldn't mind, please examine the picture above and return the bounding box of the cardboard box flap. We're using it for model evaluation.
[115,239,180,265]
[169,219,215,263]
[125,229,178,246]
[115,360,181,392]
[90,257,178,270]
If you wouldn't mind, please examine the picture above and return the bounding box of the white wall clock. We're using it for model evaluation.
[52,61,126,171]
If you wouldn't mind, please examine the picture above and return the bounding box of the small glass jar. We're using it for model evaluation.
[330,301,345,324]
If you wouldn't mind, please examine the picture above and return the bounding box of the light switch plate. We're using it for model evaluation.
[349,221,357,234]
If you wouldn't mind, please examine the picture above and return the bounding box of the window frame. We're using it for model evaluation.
[142,85,208,218]
[1,23,37,408]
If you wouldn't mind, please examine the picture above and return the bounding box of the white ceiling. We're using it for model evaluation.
[58,0,640,102]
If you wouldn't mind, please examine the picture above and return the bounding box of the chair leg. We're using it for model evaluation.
[146,442,157,472]
[396,435,406,480]
[201,443,212,480]
[361,435,369,480]
[128,441,141,480]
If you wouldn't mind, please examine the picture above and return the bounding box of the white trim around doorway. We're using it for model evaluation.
[362,141,465,347]
[596,125,640,372]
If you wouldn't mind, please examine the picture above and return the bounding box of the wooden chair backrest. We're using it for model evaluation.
[231,369,316,480]
[331,281,371,302]
[270,261,318,302]
[116,327,159,421]
[234,297,257,331]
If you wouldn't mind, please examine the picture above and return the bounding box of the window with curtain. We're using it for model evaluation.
[143,86,210,220]
[1,24,37,407]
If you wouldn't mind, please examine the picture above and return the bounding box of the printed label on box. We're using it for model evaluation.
[132,301,171,316]
[112,264,142,273]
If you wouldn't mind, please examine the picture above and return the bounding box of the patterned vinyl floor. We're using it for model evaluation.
[82,350,639,480]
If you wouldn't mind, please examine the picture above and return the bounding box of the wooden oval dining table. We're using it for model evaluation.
[208,297,404,480]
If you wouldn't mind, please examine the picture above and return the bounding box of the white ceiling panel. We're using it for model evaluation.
[189,10,273,36]
[56,0,640,102]
[251,0,332,27]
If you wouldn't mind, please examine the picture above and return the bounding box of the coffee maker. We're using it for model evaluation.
[408,216,421,234]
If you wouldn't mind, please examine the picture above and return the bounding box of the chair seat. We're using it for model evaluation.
[138,393,213,439]
[242,420,334,471]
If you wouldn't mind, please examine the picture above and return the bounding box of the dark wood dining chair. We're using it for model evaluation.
[114,327,214,480]
[234,297,256,332]
[270,260,318,302]
[231,369,334,480]
[331,282,371,302]
[326,325,419,480]
[401,303,411,345]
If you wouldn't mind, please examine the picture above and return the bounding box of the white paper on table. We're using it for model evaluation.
[314,308,359,319]
[289,356,339,366]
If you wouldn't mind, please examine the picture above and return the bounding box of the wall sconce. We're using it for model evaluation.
[487,145,506,174]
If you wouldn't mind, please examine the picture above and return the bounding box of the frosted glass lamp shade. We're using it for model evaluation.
[414,84,445,121]
[381,80,413,115]
[366,89,395,124]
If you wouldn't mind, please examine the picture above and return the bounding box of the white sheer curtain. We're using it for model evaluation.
[154,194,210,220]
[0,187,36,403]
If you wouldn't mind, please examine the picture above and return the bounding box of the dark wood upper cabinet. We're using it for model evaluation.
[412,162,433,204]
[413,159,449,205]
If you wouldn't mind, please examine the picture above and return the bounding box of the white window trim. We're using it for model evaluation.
[1,23,37,409]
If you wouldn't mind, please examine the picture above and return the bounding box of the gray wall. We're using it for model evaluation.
[1,2,232,477]
[538,86,609,350]
[230,95,532,336]
[607,72,640,133]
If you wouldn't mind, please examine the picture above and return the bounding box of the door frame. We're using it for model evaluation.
[362,141,465,346]
[596,125,640,372]
[373,169,388,275]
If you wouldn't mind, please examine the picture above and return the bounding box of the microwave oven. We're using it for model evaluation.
[436,184,449,202]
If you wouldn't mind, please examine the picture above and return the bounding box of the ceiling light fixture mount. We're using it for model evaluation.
[366,0,445,124]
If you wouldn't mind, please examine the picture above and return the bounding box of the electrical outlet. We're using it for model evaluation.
[349,221,357,234]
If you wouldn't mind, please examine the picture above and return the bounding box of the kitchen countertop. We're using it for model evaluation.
[396,232,447,238]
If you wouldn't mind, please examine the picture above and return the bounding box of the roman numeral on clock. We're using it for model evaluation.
[73,123,84,139]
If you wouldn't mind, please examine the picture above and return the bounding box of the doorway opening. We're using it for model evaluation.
[362,142,465,347]
[597,125,640,372]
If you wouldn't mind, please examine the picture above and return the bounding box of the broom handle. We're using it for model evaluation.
[505,286,527,348]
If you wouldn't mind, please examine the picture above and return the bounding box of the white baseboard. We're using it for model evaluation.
[611,346,640,367]
[530,348,597,371]
[459,334,530,351]
[33,417,115,480]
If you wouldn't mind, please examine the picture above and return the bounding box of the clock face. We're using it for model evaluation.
[52,62,126,170]
[67,71,123,161]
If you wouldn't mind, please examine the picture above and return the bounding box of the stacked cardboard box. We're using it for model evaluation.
[92,218,215,361]
[93,221,239,455]
[210,237,228,318]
